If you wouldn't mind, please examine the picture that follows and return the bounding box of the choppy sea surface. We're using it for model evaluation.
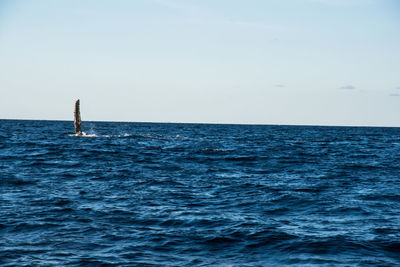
[1,119,400,266]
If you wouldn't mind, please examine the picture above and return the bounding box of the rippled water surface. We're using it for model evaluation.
[1,120,400,266]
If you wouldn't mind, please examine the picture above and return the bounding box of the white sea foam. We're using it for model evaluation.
[69,131,191,139]
[81,132,99,137]
[68,132,100,137]
[69,132,134,138]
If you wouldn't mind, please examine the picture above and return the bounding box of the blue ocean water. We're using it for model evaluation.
[1,119,399,266]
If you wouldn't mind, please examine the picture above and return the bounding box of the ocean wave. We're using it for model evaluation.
[1,120,400,266]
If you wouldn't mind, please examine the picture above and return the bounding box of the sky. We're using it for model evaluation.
[0,0,399,126]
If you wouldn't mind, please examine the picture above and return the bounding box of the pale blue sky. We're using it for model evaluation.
[0,0,399,126]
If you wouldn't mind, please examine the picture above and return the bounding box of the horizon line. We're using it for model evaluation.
[0,118,399,129]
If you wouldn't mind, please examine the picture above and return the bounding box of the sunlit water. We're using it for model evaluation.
[1,120,400,266]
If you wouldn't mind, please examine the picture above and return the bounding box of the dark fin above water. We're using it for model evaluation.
[74,99,82,136]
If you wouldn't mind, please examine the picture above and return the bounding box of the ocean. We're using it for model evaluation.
[1,119,399,266]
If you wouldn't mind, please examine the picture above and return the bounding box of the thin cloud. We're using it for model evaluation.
[339,85,356,90]
[153,0,206,15]
[396,86,400,90]
[153,0,284,32]
[389,93,400,97]
[308,0,377,6]
[275,84,285,88]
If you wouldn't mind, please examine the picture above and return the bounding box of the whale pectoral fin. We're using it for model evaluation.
[74,99,82,136]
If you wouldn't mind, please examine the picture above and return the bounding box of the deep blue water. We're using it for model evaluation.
[1,119,400,266]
